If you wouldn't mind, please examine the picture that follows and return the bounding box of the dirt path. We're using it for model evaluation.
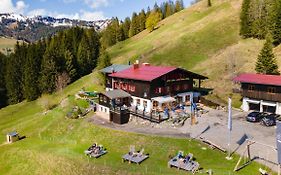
[87,115,188,139]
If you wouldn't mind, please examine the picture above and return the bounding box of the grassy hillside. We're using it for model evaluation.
[0,71,266,174]
[0,0,279,174]
[107,0,281,107]
[0,37,18,54]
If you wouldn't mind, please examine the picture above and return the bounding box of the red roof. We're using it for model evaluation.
[109,65,177,81]
[233,73,281,86]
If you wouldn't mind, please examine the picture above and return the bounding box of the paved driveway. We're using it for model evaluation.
[179,107,278,171]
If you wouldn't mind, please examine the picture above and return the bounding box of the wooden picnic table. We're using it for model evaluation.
[122,153,149,164]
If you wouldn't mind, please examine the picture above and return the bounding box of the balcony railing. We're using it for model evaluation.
[242,90,281,102]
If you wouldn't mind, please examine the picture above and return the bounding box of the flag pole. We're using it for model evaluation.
[226,97,233,160]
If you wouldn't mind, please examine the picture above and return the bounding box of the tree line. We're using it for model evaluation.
[240,0,280,75]
[101,0,184,48]
[0,0,183,108]
[0,27,102,107]
[240,0,281,45]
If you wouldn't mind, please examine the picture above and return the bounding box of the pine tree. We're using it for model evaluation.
[255,33,279,75]
[97,51,111,69]
[5,54,23,104]
[208,0,212,7]
[40,50,58,94]
[23,44,40,101]
[77,33,92,76]
[122,17,131,39]
[240,0,252,38]
[5,42,26,104]
[153,3,163,19]
[251,1,269,39]
[129,12,138,37]
[165,2,173,17]
[175,0,184,12]
[64,50,77,82]
[138,9,146,32]
[0,53,7,107]
[117,26,125,42]
[272,0,281,45]
[86,29,100,70]
[146,7,151,19]
[0,53,6,91]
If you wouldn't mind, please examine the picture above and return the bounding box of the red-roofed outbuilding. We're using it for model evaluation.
[233,73,281,114]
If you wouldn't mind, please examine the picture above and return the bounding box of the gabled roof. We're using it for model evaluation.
[109,64,208,81]
[233,73,281,86]
[7,131,18,136]
[103,89,131,99]
[109,65,177,81]
[100,64,131,74]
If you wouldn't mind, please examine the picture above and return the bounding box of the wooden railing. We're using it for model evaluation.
[128,108,169,123]
[242,90,281,102]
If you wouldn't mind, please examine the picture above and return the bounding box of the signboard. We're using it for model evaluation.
[276,120,281,164]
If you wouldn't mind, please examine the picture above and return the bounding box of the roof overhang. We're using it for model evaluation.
[102,89,131,99]
[151,96,176,103]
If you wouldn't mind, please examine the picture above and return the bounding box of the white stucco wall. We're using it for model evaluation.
[131,96,152,113]
[241,97,281,114]
[97,104,110,114]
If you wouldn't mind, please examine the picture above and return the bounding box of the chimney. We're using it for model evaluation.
[133,60,140,69]
[143,63,150,66]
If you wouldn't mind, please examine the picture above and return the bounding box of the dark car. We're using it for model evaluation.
[260,114,280,127]
[246,112,265,122]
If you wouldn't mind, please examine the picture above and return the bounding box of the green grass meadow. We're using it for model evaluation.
[0,0,279,174]
[0,70,274,174]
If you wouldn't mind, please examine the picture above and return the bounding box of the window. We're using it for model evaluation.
[143,100,147,108]
[114,82,120,89]
[129,85,136,92]
[103,96,108,103]
[174,85,180,91]
[166,86,170,93]
[184,84,189,90]
[153,101,158,108]
[268,87,276,94]
[155,87,163,94]
[248,85,255,91]
[136,99,141,106]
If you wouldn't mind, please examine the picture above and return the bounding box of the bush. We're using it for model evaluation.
[38,94,57,112]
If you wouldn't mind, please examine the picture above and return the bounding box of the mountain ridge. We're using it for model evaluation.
[0,13,111,42]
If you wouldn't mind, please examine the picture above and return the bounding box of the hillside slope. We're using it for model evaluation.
[108,0,281,106]
[0,0,275,174]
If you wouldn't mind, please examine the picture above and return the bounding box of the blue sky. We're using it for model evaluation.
[0,0,193,21]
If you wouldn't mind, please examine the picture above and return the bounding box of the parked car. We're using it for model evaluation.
[246,112,265,122]
[260,114,280,127]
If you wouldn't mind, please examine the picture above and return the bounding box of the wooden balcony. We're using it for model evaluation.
[242,90,281,102]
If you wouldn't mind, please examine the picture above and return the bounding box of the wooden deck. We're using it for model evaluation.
[129,109,169,123]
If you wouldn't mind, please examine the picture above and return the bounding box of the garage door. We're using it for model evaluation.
[249,103,260,111]
[263,105,276,114]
